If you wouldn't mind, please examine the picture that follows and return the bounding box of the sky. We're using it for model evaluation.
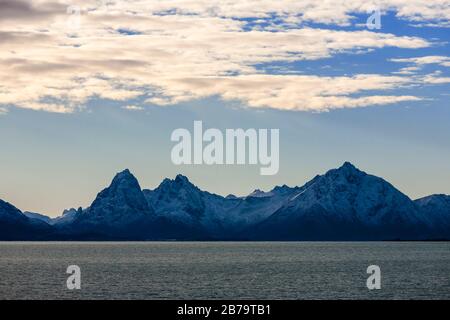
[0,0,449,216]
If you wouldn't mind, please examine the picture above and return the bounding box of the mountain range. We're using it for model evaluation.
[1,162,449,240]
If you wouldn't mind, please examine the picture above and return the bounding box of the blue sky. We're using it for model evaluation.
[0,0,449,216]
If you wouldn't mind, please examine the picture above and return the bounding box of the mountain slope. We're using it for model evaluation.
[251,162,431,240]
[415,194,450,238]
[143,175,300,238]
[67,169,155,239]
[23,211,53,224]
[1,163,449,240]
[0,200,52,240]
[143,174,239,238]
[52,208,82,226]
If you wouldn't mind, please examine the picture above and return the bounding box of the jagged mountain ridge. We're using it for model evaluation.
[142,174,300,238]
[0,162,449,240]
[250,162,431,240]
[24,208,82,226]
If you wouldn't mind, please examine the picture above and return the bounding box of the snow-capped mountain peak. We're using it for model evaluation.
[1,163,449,240]
[75,169,153,229]
[145,174,206,223]
[110,169,140,188]
[325,161,366,182]
[271,184,293,194]
[175,174,190,184]
[341,161,358,170]
[251,162,428,240]
[158,174,198,192]
[247,189,273,198]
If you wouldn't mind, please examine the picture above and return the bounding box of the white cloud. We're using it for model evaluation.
[391,56,450,67]
[145,74,422,111]
[14,102,74,113]
[391,56,450,78]
[122,105,144,111]
[421,71,450,84]
[63,0,450,27]
[392,66,421,75]
[0,0,447,113]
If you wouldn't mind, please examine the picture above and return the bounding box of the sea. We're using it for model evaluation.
[0,242,448,300]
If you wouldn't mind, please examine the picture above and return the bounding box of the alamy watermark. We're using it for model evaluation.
[66,265,81,290]
[366,265,381,290]
[366,8,382,30]
[171,121,279,175]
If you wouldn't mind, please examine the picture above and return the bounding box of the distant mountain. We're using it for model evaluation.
[65,169,155,239]
[24,208,81,226]
[143,174,300,238]
[250,162,434,240]
[247,189,274,198]
[224,184,301,236]
[23,211,53,224]
[0,200,52,240]
[143,174,221,238]
[52,208,81,226]
[415,194,450,238]
[0,163,449,240]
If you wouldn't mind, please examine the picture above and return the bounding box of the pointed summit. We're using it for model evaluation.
[107,169,144,195]
[271,184,295,194]
[325,161,366,182]
[146,173,207,223]
[175,174,191,184]
[111,169,137,184]
[247,189,273,198]
[117,168,132,176]
[102,168,145,202]
[336,161,363,174]
[158,174,197,192]
[253,161,425,240]
[341,161,357,170]
[78,169,153,229]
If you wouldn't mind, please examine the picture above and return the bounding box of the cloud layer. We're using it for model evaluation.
[0,0,449,113]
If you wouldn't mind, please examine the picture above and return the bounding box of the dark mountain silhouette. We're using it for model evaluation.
[0,163,449,240]
[249,162,431,240]
[415,194,450,238]
[0,200,52,240]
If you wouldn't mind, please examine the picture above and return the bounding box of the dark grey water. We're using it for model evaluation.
[0,242,449,300]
